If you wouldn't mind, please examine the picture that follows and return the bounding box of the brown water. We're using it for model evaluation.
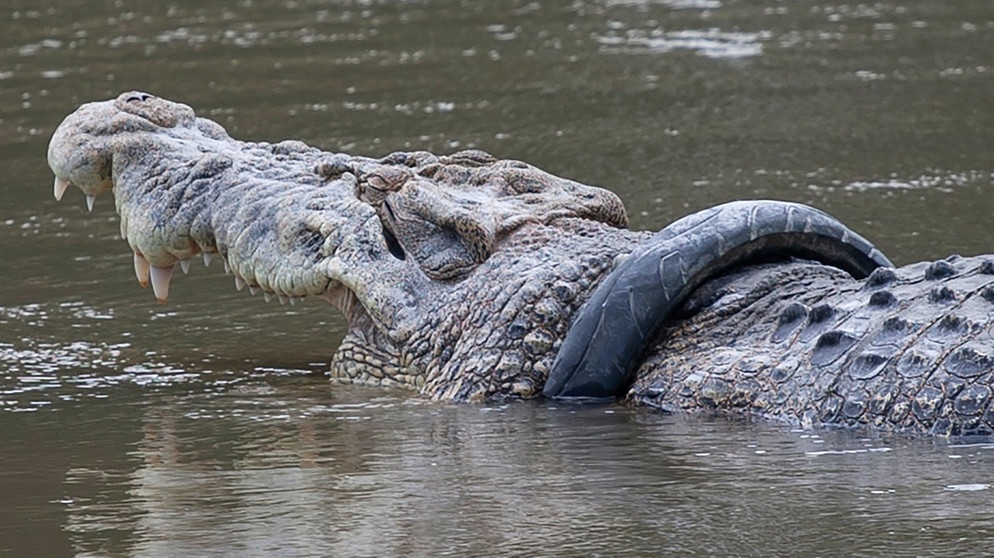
[2,0,993,556]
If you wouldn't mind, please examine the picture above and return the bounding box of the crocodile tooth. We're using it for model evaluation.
[249,285,259,296]
[289,296,297,306]
[203,252,213,267]
[264,292,273,303]
[235,276,246,291]
[180,259,191,275]
[278,295,287,305]
[223,260,231,274]
[133,252,150,288]
[150,264,174,304]
[54,176,71,201]
[85,195,96,212]
[120,220,127,240]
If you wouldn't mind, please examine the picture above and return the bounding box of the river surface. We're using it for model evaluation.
[2,0,993,556]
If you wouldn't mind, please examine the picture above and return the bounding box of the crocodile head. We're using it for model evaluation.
[49,92,647,400]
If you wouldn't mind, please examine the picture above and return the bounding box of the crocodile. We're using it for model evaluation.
[47,92,994,436]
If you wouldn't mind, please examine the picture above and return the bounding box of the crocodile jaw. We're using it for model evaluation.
[46,92,425,338]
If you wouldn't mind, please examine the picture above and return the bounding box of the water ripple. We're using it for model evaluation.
[596,27,770,58]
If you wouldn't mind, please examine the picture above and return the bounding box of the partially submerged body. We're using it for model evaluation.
[633,258,994,436]
[48,92,994,435]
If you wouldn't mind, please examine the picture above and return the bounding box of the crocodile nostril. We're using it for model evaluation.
[126,93,151,103]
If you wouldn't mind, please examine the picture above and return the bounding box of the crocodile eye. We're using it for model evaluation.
[382,226,406,261]
[366,174,390,192]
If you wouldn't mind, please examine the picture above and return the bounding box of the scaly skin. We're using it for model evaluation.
[631,257,994,436]
[48,92,994,433]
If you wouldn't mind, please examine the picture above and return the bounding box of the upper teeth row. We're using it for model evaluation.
[54,175,307,307]
[54,176,94,210]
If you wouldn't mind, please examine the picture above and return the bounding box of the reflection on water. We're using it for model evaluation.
[2,0,994,555]
[37,389,994,557]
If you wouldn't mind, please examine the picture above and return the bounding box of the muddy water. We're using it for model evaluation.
[2,0,993,556]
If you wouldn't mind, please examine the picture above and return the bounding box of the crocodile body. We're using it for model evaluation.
[632,257,994,436]
[47,92,994,435]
